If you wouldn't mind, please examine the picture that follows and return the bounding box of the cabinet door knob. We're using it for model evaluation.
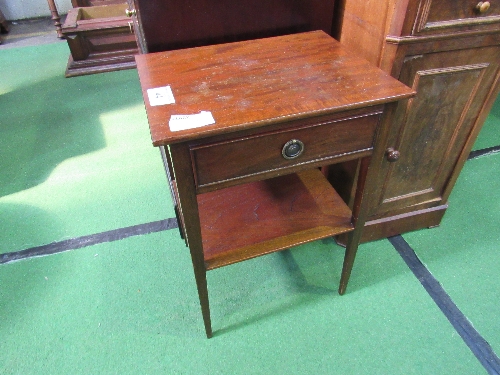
[386,148,400,162]
[282,139,304,159]
[476,1,491,13]
[125,8,137,17]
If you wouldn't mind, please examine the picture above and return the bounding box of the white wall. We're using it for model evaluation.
[0,0,72,20]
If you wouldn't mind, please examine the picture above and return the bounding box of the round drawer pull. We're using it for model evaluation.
[476,1,491,13]
[282,139,305,159]
[386,148,400,162]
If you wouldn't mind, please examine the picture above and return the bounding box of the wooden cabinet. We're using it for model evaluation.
[126,0,336,53]
[135,32,414,336]
[333,0,500,242]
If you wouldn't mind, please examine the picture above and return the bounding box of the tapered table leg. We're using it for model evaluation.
[339,156,371,295]
[169,143,213,338]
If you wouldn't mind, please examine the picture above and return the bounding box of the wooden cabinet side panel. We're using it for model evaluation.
[441,69,500,200]
[336,0,397,66]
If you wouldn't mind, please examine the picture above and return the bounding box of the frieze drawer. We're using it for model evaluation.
[190,111,381,192]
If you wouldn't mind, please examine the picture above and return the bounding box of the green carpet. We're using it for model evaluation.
[0,232,486,374]
[402,153,500,356]
[0,43,172,253]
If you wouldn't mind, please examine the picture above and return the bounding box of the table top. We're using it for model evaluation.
[135,31,415,146]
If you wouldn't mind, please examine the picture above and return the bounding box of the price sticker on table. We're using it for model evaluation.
[147,85,175,106]
[169,111,215,131]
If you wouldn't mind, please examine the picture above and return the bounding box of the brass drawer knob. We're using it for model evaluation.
[476,1,491,13]
[386,148,400,162]
[125,8,137,17]
[282,139,304,159]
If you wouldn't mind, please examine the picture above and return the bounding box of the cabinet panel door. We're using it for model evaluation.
[370,45,500,217]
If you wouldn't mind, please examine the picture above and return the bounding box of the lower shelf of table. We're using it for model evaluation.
[197,168,354,270]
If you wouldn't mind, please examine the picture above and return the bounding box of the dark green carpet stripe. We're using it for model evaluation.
[0,218,178,264]
[389,235,500,375]
[468,145,500,160]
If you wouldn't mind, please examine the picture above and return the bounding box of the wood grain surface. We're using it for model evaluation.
[135,31,415,145]
[198,169,354,270]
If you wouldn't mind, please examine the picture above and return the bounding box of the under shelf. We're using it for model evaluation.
[197,168,354,270]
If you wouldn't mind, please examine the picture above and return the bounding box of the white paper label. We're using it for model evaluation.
[169,111,215,132]
[147,86,175,106]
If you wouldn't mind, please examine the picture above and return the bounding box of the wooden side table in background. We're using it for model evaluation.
[135,31,415,337]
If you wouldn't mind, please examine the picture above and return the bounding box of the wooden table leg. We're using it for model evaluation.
[169,143,213,338]
[339,156,372,295]
[338,102,402,295]
[46,0,64,38]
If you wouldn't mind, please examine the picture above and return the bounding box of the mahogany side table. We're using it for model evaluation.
[135,31,414,337]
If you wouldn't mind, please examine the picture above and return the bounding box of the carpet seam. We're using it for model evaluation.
[468,145,500,160]
[0,218,178,264]
[389,235,500,375]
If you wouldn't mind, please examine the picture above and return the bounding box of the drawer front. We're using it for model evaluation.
[413,0,500,35]
[191,112,380,192]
